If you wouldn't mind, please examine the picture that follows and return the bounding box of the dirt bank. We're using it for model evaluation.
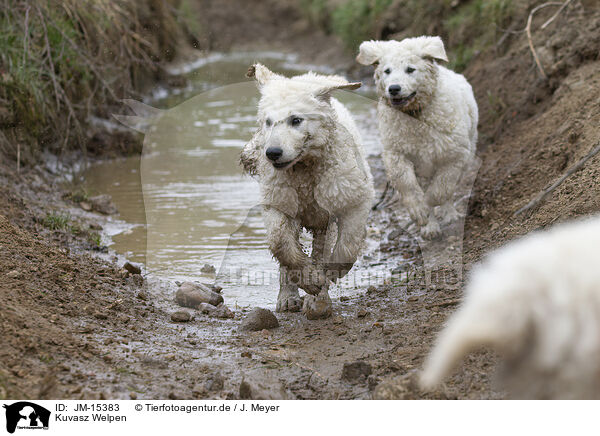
[1,0,599,400]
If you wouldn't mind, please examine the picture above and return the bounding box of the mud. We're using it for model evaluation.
[1,1,599,400]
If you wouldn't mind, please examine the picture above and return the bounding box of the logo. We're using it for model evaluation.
[2,402,50,434]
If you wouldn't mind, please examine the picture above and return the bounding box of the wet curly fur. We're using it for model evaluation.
[240,64,374,317]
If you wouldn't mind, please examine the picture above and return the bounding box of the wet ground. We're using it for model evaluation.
[2,3,598,399]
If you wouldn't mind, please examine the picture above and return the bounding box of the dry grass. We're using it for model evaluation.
[0,0,194,164]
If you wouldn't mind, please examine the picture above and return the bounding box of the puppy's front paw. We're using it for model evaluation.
[420,219,441,240]
[276,294,302,312]
[406,201,429,227]
[302,291,332,320]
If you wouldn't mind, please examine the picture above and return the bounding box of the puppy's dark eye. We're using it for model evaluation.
[265,118,272,127]
[384,68,391,74]
[290,117,303,127]
[406,67,415,74]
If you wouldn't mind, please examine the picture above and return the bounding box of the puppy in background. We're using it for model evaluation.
[357,36,478,239]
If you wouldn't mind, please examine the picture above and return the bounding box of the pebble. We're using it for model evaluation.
[212,304,234,319]
[341,361,372,382]
[240,308,279,331]
[200,264,216,274]
[176,282,223,308]
[239,377,288,400]
[170,311,192,322]
[6,270,20,279]
[94,311,108,320]
[205,372,225,392]
[356,308,369,318]
[123,262,142,275]
[79,201,92,211]
[89,194,118,215]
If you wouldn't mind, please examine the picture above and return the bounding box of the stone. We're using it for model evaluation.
[176,282,223,308]
[200,264,216,274]
[240,308,279,331]
[205,372,225,392]
[170,311,192,322]
[239,377,288,400]
[212,304,234,319]
[342,361,372,382]
[89,194,118,215]
[123,262,141,275]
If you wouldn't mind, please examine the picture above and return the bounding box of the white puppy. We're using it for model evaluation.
[240,64,374,319]
[357,36,478,238]
[420,215,600,398]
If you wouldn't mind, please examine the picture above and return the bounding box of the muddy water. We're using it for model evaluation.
[84,52,397,309]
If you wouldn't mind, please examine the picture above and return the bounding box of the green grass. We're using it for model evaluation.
[0,0,191,163]
[300,0,516,70]
[330,0,393,51]
[42,213,71,231]
[88,232,102,247]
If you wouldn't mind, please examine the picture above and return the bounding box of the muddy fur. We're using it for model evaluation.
[241,64,374,318]
[357,36,478,239]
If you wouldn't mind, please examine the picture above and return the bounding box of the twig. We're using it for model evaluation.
[515,142,600,216]
[526,0,572,79]
[36,6,61,108]
[541,0,573,29]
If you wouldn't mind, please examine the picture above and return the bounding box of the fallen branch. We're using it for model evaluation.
[515,142,600,216]
[526,2,563,79]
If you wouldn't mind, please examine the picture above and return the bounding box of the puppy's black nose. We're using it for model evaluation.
[388,85,401,96]
[266,147,283,161]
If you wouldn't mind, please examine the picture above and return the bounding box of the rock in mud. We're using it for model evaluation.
[171,310,192,322]
[342,361,372,382]
[176,282,223,308]
[239,377,288,400]
[212,304,234,319]
[89,194,118,215]
[209,284,223,293]
[79,201,92,212]
[356,308,369,318]
[205,372,225,392]
[123,261,142,275]
[240,308,279,331]
[200,263,216,274]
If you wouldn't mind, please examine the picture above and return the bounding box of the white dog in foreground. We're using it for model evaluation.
[421,216,600,399]
[240,64,374,319]
[357,36,478,239]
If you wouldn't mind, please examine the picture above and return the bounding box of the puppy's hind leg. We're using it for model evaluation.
[420,210,441,240]
[435,202,462,225]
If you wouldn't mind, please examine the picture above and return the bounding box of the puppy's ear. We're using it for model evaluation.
[356,40,384,65]
[246,63,282,87]
[315,82,362,102]
[416,36,448,63]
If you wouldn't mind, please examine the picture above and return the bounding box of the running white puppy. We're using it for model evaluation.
[420,215,600,399]
[357,36,478,238]
[240,64,374,319]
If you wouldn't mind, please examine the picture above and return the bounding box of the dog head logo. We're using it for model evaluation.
[3,402,50,434]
